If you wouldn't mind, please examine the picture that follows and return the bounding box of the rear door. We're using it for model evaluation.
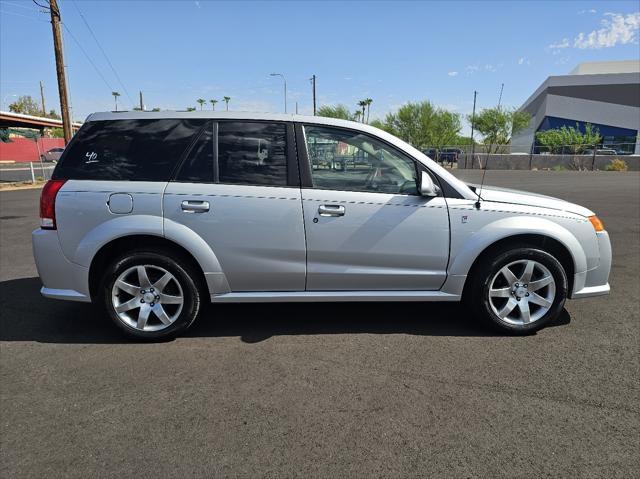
[53,118,204,264]
[163,121,306,292]
[298,124,450,291]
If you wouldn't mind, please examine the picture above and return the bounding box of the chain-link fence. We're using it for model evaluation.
[0,131,59,183]
[421,143,638,171]
[0,161,55,183]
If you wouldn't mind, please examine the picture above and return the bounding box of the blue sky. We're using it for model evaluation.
[1,0,639,132]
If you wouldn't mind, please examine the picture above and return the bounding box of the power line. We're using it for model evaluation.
[61,22,115,93]
[70,0,134,106]
[0,1,40,12]
[0,8,48,22]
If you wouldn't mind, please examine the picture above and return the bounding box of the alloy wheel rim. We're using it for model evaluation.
[488,259,556,326]
[111,265,184,332]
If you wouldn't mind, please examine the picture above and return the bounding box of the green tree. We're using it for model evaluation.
[8,95,61,119]
[197,98,206,110]
[186,107,196,112]
[210,99,218,111]
[378,101,462,149]
[223,96,231,111]
[358,100,367,123]
[364,98,373,123]
[151,107,161,112]
[50,128,64,138]
[8,95,41,116]
[317,104,354,120]
[467,107,530,153]
[536,123,601,154]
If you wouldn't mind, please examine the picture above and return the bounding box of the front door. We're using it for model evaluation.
[300,124,450,291]
[163,121,306,292]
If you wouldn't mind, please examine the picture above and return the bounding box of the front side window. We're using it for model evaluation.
[53,119,205,181]
[304,125,418,194]
[218,122,287,186]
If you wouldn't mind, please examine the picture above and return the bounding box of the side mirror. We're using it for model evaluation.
[419,171,440,197]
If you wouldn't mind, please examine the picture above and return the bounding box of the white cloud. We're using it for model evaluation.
[518,57,531,65]
[549,38,570,49]
[518,57,524,64]
[574,12,640,49]
[549,12,640,50]
[578,9,597,15]
[447,71,458,77]
[466,65,479,72]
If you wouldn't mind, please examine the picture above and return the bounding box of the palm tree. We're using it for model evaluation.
[365,98,373,123]
[223,96,231,111]
[358,100,367,123]
[186,107,196,112]
[197,98,206,110]
[353,110,362,122]
[112,91,120,111]
[210,99,218,111]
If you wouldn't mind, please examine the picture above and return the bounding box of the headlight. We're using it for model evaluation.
[588,215,605,232]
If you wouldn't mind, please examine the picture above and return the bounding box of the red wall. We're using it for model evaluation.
[0,138,65,162]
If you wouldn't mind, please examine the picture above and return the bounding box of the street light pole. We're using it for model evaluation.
[270,73,287,113]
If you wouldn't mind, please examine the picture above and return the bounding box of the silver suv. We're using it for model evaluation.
[33,112,611,339]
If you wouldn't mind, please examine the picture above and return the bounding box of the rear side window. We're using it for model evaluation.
[175,122,214,183]
[53,119,205,181]
[218,122,287,186]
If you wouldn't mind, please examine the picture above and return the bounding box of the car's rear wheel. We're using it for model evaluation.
[469,247,568,334]
[100,250,201,340]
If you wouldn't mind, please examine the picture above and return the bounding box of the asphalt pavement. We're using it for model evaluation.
[1,171,638,478]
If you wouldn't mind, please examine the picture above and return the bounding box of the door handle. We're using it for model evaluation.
[181,200,210,213]
[318,204,345,217]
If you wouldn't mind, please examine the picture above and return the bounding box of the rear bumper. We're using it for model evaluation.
[32,228,91,303]
[570,231,612,299]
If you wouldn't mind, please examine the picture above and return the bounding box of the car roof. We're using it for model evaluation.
[88,110,368,129]
[84,110,476,200]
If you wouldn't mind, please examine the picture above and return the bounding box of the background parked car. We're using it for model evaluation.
[40,147,64,162]
[422,148,464,165]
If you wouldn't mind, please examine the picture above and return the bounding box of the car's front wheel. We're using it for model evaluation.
[100,250,202,340]
[469,247,568,334]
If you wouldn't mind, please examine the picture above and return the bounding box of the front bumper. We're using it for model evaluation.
[32,228,91,302]
[570,230,612,299]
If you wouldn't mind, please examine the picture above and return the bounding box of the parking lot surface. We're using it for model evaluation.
[1,171,638,478]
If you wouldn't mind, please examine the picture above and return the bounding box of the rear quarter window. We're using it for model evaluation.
[53,119,205,181]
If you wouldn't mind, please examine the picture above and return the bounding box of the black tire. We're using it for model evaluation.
[468,246,568,334]
[100,250,202,340]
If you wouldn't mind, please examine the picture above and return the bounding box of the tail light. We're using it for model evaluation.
[40,179,66,229]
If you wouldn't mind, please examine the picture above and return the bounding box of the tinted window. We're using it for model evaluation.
[305,125,418,194]
[175,122,214,183]
[218,122,287,186]
[53,119,205,181]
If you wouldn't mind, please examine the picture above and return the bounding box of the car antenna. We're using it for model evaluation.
[475,82,504,210]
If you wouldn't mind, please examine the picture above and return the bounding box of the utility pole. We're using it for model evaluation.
[47,0,72,144]
[39,81,46,116]
[468,90,477,169]
[310,74,317,115]
[139,91,144,111]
